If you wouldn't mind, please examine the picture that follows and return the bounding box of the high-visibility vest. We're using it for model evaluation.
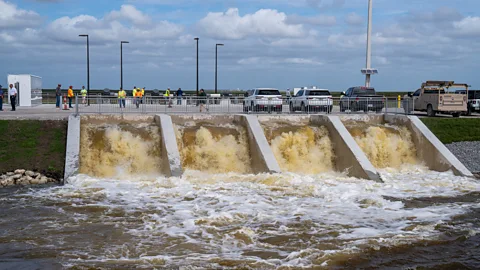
[118,90,126,99]
[133,88,137,97]
[164,89,170,97]
[135,91,142,97]
[80,89,87,97]
[68,89,74,98]
[142,88,145,96]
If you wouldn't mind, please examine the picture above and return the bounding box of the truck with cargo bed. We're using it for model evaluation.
[405,81,468,117]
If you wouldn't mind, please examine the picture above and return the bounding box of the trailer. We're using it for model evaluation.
[7,74,42,107]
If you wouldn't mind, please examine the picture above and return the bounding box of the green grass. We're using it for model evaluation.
[0,120,67,175]
[421,118,480,144]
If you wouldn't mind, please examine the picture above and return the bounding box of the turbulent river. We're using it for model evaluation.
[1,168,479,269]
[1,123,479,269]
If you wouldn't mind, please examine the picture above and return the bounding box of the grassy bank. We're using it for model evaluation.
[421,118,480,144]
[0,120,67,178]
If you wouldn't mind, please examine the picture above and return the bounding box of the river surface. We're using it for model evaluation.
[1,167,479,269]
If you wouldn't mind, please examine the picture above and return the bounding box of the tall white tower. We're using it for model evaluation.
[361,0,377,87]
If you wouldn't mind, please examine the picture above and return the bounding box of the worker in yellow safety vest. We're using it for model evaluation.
[118,88,126,108]
[80,86,87,106]
[164,88,172,108]
[134,88,142,108]
[67,86,74,108]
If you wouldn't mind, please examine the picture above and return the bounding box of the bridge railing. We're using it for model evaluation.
[73,96,414,116]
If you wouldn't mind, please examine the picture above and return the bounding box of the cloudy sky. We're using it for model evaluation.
[1,0,480,91]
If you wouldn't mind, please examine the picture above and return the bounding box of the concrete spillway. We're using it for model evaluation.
[64,114,473,181]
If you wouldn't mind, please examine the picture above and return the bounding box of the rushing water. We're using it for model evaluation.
[347,124,418,169]
[264,125,335,174]
[1,123,479,269]
[0,167,479,269]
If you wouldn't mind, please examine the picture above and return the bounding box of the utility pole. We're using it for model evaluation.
[194,37,199,96]
[362,0,377,87]
[215,43,224,94]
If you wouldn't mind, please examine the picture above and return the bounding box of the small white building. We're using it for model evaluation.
[7,74,42,106]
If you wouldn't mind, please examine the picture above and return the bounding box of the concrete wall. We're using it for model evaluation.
[155,115,183,177]
[64,114,80,182]
[311,115,382,181]
[385,115,473,177]
[236,115,281,174]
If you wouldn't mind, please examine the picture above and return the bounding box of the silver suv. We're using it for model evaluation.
[243,88,283,113]
[289,88,333,113]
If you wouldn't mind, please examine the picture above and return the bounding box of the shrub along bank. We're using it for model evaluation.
[0,120,67,179]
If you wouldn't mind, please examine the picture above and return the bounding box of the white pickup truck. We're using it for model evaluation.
[405,81,468,117]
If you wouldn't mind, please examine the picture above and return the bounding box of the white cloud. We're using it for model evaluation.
[237,56,322,65]
[453,16,480,36]
[106,4,151,25]
[197,8,306,39]
[45,6,183,44]
[345,12,363,26]
[0,0,42,29]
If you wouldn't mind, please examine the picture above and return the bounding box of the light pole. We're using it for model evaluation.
[361,0,377,87]
[120,41,129,90]
[194,37,199,96]
[79,34,90,105]
[215,43,224,94]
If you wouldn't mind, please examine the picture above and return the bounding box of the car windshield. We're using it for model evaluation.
[258,90,280,95]
[353,88,375,95]
[307,90,330,96]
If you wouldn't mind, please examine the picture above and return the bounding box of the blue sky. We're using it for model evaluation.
[1,0,480,91]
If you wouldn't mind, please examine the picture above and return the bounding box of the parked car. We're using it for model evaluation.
[455,89,480,115]
[243,88,283,113]
[404,81,468,117]
[289,88,333,113]
[339,86,384,113]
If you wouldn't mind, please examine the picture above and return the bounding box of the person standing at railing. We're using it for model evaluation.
[164,88,172,108]
[132,86,137,106]
[67,86,74,108]
[141,87,145,104]
[134,88,142,108]
[118,88,126,108]
[0,85,3,111]
[176,88,183,105]
[9,84,17,111]
[80,86,87,106]
[55,84,62,109]
[199,89,207,112]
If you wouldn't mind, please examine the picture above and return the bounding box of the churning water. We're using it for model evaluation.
[347,124,418,169]
[1,168,479,269]
[1,123,479,269]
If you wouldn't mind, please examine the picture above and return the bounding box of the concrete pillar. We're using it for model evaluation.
[64,114,80,182]
[312,115,382,182]
[155,115,183,177]
[236,115,281,174]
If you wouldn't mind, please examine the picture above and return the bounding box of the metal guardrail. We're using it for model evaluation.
[71,95,414,116]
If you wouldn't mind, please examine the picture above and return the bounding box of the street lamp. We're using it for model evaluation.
[194,37,199,96]
[79,34,90,105]
[120,41,129,90]
[362,0,378,87]
[215,43,224,94]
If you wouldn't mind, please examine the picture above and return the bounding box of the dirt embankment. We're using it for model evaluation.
[0,120,67,180]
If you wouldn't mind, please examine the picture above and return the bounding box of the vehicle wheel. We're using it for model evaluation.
[301,103,306,113]
[452,112,461,118]
[427,104,436,117]
[339,102,345,112]
[289,103,294,113]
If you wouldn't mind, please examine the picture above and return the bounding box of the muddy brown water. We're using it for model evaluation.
[0,169,479,269]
